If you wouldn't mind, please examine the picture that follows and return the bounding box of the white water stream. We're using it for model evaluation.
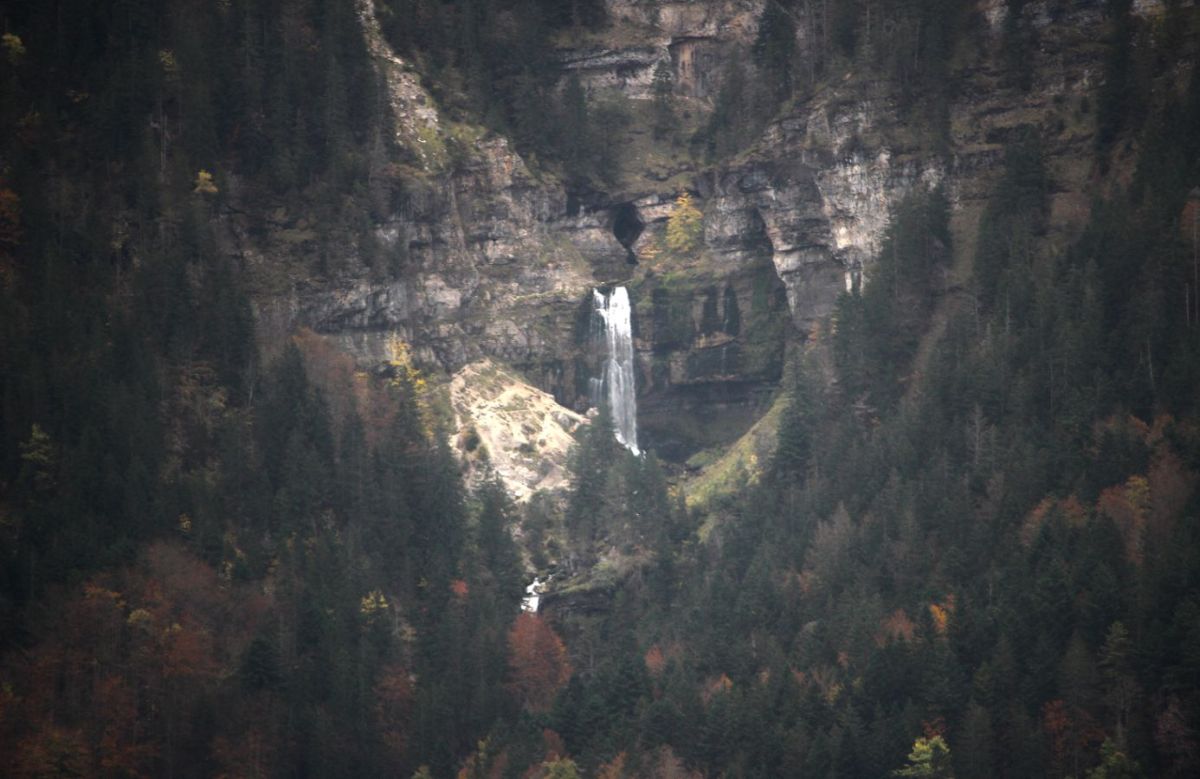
[591,287,640,455]
[522,577,543,613]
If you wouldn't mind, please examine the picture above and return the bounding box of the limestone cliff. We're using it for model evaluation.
[222,0,1189,489]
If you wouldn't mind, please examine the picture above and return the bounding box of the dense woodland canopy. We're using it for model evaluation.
[1,1,1199,778]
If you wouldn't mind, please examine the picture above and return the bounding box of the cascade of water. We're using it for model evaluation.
[522,577,543,613]
[591,286,640,455]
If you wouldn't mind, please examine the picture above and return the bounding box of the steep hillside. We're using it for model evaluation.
[2,1,1200,778]
[228,0,1192,472]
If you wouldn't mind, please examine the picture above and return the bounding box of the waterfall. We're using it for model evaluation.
[522,577,543,613]
[591,286,640,455]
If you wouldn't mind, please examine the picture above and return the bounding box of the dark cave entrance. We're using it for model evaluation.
[611,203,644,265]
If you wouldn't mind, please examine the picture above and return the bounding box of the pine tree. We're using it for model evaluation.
[651,60,674,139]
[558,73,591,178]
[974,129,1046,311]
[566,405,619,558]
[475,478,524,605]
[774,357,819,477]
[754,1,796,104]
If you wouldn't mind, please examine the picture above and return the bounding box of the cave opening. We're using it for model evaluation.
[611,203,644,265]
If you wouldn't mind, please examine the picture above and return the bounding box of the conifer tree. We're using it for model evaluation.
[774,357,819,477]
[754,1,796,103]
[651,60,675,139]
[476,478,525,605]
[566,404,619,557]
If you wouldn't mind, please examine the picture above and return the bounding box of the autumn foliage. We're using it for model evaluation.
[875,608,917,646]
[375,664,415,761]
[0,185,19,244]
[644,643,668,677]
[928,595,955,637]
[0,543,263,778]
[506,613,571,712]
[1043,698,1103,778]
[1097,451,1196,566]
[292,328,399,447]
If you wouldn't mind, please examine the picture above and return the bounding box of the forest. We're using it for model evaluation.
[1,1,1199,778]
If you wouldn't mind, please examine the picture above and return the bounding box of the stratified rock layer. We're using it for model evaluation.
[222,0,1160,482]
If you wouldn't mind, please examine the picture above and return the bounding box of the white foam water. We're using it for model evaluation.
[591,286,640,456]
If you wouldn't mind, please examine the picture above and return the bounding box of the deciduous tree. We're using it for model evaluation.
[507,613,571,712]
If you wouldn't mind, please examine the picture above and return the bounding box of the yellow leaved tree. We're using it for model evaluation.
[665,191,703,256]
[193,170,218,195]
[894,735,954,777]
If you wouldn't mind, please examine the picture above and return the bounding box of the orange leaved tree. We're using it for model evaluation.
[506,613,571,712]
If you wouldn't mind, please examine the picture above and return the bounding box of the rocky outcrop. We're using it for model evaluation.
[225,0,1158,486]
[449,359,587,502]
[605,0,763,38]
[234,2,630,407]
[618,190,790,459]
[561,1,764,98]
[561,45,665,98]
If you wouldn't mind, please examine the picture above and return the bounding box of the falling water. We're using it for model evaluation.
[591,286,640,455]
[522,577,543,613]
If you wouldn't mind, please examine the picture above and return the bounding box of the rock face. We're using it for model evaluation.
[225,0,1138,484]
[562,1,764,98]
[624,191,791,460]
